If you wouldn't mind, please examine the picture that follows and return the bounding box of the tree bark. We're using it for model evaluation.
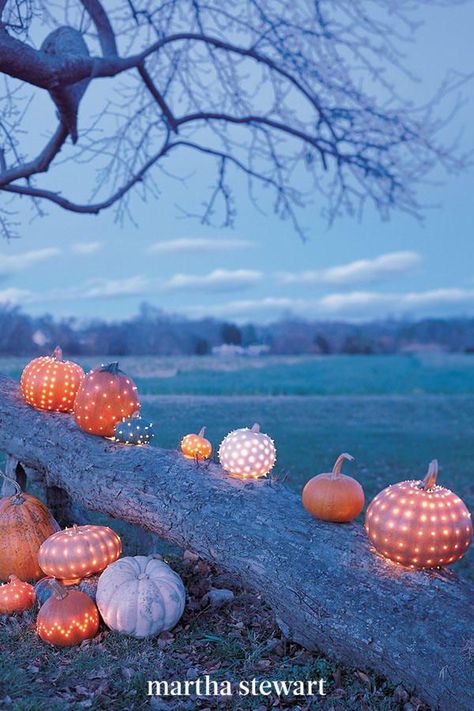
[0,375,472,711]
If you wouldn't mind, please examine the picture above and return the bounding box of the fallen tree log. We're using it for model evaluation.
[0,374,472,710]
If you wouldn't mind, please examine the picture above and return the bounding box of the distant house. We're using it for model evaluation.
[212,344,270,357]
[246,344,271,356]
[399,342,448,354]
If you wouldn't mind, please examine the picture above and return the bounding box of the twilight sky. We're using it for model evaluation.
[1,2,473,323]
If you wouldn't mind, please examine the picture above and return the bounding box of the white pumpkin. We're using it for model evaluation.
[218,422,276,479]
[96,556,185,638]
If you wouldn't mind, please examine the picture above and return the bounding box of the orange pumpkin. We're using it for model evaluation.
[302,453,364,523]
[0,474,60,582]
[181,427,212,461]
[20,346,84,412]
[365,459,473,568]
[0,575,35,614]
[38,524,122,584]
[37,580,99,647]
[73,362,140,437]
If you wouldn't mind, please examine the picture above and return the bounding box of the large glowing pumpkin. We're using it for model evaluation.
[73,362,140,437]
[37,580,99,647]
[218,423,276,479]
[38,524,122,584]
[365,460,473,568]
[20,346,84,412]
[0,475,60,582]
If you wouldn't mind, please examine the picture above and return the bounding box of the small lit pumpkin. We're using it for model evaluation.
[96,555,186,639]
[0,575,35,614]
[73,362,140,437]
[302,453,364,523]
[218,423,276,479]
[181,427,212,461]
[35,574,100,607]
[113,412,154,445]
[20,346,84,412]
[38,524,122,584]
[0,473,60,582]
[37,579,99,647]
[365,459,473,569]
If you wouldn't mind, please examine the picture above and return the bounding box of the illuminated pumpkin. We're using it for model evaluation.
[35,574,100,607]
[96,555,186,638]
[365,459,473,568]
[181,427,212,461]
[73,362,140,437]
[37,580,99,647]
[20,346,84,412]
[113,413,154,445]
[218,423,276,479]
[0,475,60,582]
[38,524,122,584]
[0,575,35,614]
[302,453,364,523]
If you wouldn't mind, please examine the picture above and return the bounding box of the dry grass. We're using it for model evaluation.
[0,553,430,711]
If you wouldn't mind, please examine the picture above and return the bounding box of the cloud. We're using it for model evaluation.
[79,276,149,299]
[0,287,35,305]
[0,248,60,275]
[148,237,253,254]
[318,288,474,315]
[16,276,149,304]
[279,251,421,286]
[183,288,474,320]
[71,242,103,255]
[162,269,263,293]
[186,297,317,318]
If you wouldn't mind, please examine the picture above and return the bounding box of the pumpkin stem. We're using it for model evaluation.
[251,423,260,433]
[52,346,62,360]
[0,470,23,499]
[100,362,121,375]
[47,579,68,600]
[198,427,206,437]
[421,459,439,490]
[332,453,355,477]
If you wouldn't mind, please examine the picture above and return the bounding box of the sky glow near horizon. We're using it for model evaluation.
[1,2,473,324]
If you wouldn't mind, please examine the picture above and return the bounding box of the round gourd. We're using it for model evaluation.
[35,574,100,607]
[38,524,122,584]
[181,427,212,461]
[302,453,364,523]
[96,555,186,638]
[218,423,276,479]
[37,580,99,647]
[20,346,84,412]
[365,460,473,568]
[113,413,154,445]
[73,362,140,437]
[0,474,60,582]
[0,575,35,614]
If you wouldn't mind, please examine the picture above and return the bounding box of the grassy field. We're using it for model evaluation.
[1,354,473,709]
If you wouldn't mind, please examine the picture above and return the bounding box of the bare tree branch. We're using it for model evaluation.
[0,0,469,238]
[0,123,68,186]
[79,0,117,56]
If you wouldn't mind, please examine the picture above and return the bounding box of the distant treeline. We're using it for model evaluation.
[1,303,474,356]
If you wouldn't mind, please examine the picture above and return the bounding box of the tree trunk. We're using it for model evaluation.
[0,375,472,710]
